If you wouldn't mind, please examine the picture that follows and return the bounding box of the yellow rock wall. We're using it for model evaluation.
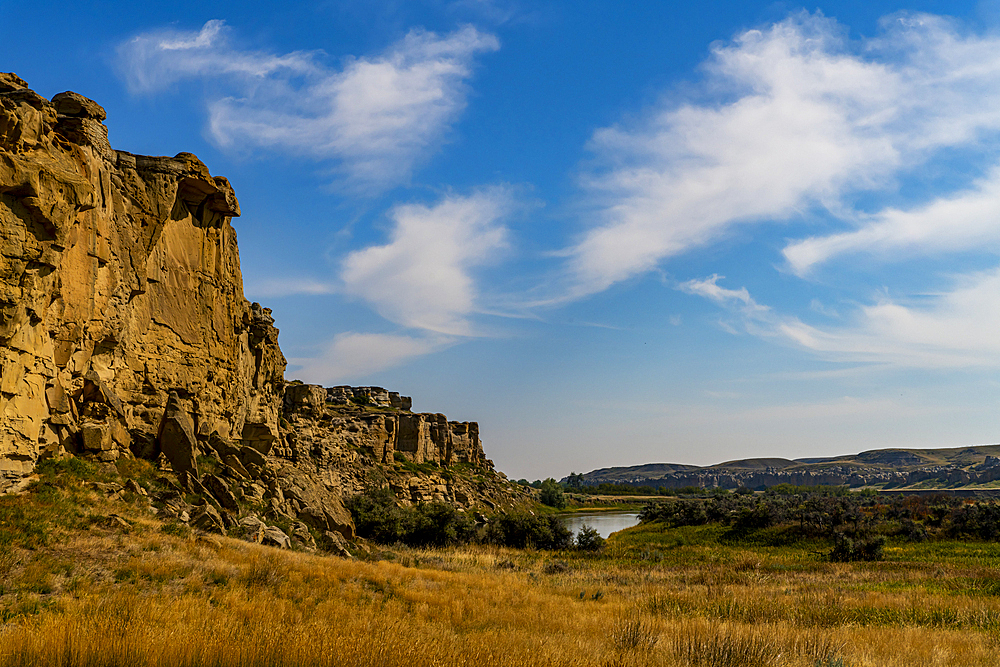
[0,74,285,485]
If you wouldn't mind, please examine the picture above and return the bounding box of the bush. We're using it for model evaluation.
[348,488,476,547]
[347,488,572,549]
[345,486,412,544]
[406,502,478,547]
[639,500,709,527]
[483,512,572,550]
[829,533,885,562]
[575,524,605,552]
[731,502,775,532]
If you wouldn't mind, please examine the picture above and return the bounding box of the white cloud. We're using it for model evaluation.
[118,21,498,191]
[784,166,1000,274]
[566,11,1000,297]
[778,268,1000,367]
[117,21,316,92]
[678,274,768,313]
[340,188,513,335]
[684,270,1000,369]
[288,332,454,384]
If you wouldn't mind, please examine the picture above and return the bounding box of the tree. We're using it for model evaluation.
[539,478,567,509]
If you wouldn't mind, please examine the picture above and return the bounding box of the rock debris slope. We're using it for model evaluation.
[0,74,522,541]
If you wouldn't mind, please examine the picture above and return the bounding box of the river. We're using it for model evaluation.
[560,511,641,539]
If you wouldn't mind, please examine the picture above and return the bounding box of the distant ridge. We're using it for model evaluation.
[564,444,1000,491]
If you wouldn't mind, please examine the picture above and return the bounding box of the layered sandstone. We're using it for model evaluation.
[279,383,509,508]
[0,73,284,483]
[0,75,524,529]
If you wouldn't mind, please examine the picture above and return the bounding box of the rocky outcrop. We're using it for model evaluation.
[278,383,515,510]
[325,385,411,411]
[0,73,284,483]
[0,75,526,541]
[283,384,484,467]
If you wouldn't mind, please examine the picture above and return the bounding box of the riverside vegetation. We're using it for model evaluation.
[5,465,1000,666]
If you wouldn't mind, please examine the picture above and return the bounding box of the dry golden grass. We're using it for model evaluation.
[3,468,1000,667]
[2,521,1000,667]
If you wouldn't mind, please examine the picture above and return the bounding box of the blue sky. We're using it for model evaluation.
[8,0,1000,479]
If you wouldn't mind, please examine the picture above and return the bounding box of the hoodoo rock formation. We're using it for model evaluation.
[282,383,487,467]
[0,74,522,540]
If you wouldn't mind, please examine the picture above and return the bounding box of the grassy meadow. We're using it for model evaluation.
[3,464,1000,666]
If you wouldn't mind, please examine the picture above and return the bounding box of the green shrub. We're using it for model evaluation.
[347,487,477,547]
[575,524,605,551]
[35,457,99,483]
[829,533,885,562]
[482,512,572,550]
[407,502,478,547]
[345,486,410,544]
[539,478,566,509]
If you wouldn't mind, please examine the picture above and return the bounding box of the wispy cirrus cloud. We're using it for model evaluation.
[565,11,1000,297]
[681,270,1000,369]
[783,166,1000,275]
[117,21,498,192]
[678,275,769,314]
[340,187,514,335]
[245,277,336,299]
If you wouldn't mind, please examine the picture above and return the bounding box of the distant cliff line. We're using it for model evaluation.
[565,444,1000,491]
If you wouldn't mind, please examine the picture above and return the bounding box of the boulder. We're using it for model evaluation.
[191,504,226,535]
[51,90,107,121]
[239,446,266,471]
[284,384,327,415]
[80,422,113,451]
[157,393,198,477]
[290,521,316,551]
[321,530,353,558]
[262,525,291,549]
[277,468,355,539]
[82,371,126,419]
[222,454,251,480]
[239,515,266,544]
[124,478,147,497]
[202,473,240,512]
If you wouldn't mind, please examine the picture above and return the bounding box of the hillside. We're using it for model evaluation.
[567,444,1000,491]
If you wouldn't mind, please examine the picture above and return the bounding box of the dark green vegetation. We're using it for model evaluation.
[345,486,582,550]
[538,478,566,509]
[636,486,1000,561]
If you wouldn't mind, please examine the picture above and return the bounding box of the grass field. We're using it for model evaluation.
[3,465,1000,666]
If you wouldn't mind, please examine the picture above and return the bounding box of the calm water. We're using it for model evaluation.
[560,511,641,539]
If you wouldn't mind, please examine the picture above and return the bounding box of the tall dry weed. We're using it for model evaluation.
[611,609,660,652]
[669,620,781,667]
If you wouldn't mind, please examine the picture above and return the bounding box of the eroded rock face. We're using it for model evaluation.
[278,383,520,511]
[0,74,285,485]
[0,75,525,537]
[284,383,486,467]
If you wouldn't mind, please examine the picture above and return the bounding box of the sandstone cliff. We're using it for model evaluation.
[0,72,284,482]
[0,74,524,543]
